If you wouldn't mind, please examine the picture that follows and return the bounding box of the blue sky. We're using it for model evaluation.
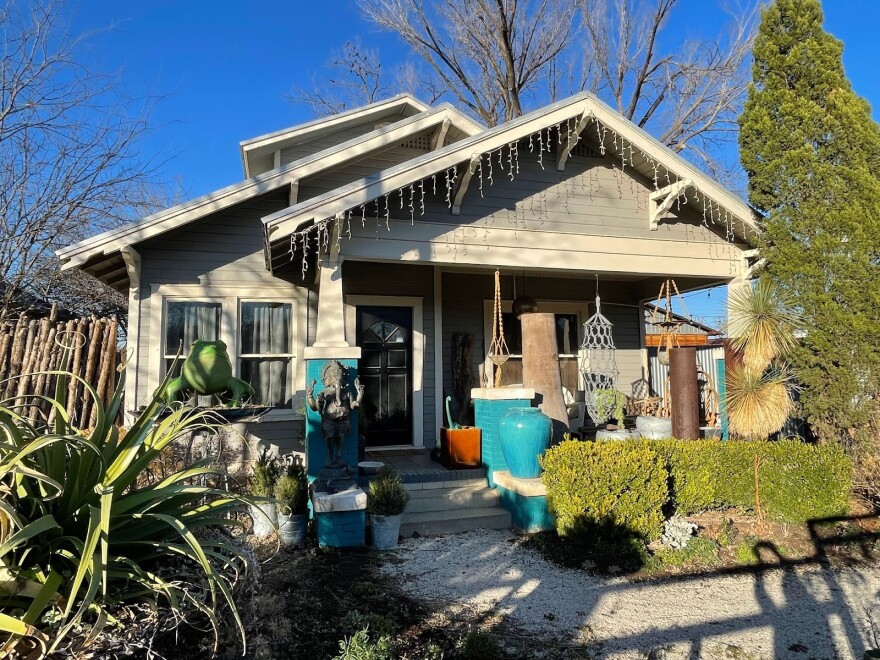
[66,0,880,326]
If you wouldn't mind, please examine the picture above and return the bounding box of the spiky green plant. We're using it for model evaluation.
[275,464,308,516]
[0,367,258,656]
[728,279,799,372]
[726,365,794,440]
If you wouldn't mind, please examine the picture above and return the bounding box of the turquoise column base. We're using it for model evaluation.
[492,470,555,533]
[315,510,366,548]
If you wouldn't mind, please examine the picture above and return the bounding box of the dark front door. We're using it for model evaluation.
[357,306,413,446]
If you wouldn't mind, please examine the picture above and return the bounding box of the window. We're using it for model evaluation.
[239,301,293,407]
[161,297,296,411]
[164,301,221,376]
[500,312,580,357]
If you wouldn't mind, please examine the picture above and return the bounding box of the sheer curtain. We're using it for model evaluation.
[241,302,291,407]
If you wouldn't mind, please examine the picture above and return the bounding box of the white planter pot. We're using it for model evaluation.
[636,416,672,439]
[596,429,631,441]
[249,501,277,537]
[370,514,403,550]
[277,512,308,546]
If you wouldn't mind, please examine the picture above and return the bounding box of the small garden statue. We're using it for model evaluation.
[308,360,364,468]
[160,340,254,406]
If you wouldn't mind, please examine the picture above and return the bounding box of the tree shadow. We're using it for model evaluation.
[386,513,880,658]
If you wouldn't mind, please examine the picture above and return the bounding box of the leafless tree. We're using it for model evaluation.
[300,0,756,176]
[358,0,576,125]
[577,0,757,176]
[0,0,162,320]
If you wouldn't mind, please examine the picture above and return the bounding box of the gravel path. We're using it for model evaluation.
[381,529,880,659]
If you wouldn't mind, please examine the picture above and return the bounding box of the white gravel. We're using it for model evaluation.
[381,529,880,659]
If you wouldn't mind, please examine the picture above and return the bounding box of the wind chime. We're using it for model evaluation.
[649,279,689,366]
[486,269,510,387]
[579,276,620,425]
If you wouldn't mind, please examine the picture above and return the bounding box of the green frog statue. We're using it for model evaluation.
[159,339,255,406]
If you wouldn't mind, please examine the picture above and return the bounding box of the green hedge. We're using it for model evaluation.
[541,439,851,538]
[541,440,668,541]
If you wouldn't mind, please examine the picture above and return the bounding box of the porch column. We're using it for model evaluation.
[311,255,351,349]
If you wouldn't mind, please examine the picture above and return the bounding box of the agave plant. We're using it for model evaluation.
[0,365,260,656]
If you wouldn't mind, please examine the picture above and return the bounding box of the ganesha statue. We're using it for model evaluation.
[307,360,364,468]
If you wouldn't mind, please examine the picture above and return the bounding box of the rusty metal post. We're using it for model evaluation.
[670,346,699,439]
[521,312,569,442]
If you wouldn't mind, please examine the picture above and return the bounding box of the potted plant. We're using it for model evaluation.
[275,462,310,546]
[367,466,410,550]
[249,448,280,537]
[439,395,482,468]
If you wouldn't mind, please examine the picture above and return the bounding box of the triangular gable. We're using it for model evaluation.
[264,92,759,272]
[58,103,480,285]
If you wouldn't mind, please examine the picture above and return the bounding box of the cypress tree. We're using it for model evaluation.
[739,0,880,468]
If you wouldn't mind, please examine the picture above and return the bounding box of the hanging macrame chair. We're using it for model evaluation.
[579,280,620,425]
[486,269,510,387]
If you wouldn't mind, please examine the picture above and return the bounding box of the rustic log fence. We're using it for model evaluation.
[0,309,121,427]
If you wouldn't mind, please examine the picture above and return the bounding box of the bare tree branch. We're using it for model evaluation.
[0,0,165,320]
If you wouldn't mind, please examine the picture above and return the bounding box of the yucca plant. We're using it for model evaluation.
[726,365,794,440]
[0,364,259,656]
[728,279,799,372]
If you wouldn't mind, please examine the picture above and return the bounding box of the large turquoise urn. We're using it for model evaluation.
[498,406,552,479]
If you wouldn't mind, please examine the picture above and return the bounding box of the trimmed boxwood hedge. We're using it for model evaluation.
[541,439,851,540]
[541,440,668,541]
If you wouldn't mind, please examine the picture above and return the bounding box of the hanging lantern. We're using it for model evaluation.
[579,283,620,425]
[512,272,537,318]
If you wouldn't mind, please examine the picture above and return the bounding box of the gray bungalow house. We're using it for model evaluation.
[59,92,758,464]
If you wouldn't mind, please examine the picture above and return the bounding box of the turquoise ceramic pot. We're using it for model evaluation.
[498,407,552,479]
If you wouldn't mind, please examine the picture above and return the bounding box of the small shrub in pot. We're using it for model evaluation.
[249,448,280,536]
[367,467,410,550]
[275,462,310,546]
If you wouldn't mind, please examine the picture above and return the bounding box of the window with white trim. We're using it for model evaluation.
[162,297,295,409]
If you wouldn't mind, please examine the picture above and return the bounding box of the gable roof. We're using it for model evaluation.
[58,102,481,279]
[264,91,760,254]
[240,94,483,177]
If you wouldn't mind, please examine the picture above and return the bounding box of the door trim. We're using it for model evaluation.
[345,295,424,448]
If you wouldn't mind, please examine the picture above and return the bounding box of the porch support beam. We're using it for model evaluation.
[648,178,694,230]
[451,154,481,216]
[289,179,299,207]
[556,105,593,171]
[431,118,451,150]
[308,213,359,356]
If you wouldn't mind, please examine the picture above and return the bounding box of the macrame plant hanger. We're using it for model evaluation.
[650,278,689,366]
[579,275,620,425]
[487,269,510,387]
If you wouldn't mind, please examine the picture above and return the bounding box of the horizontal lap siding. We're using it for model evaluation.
[134,192,307,446]
[342,262,436,446]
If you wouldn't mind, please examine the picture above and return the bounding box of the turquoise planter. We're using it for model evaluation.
[498,407,552,479]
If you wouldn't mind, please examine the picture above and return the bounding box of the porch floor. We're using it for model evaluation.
[360,448,486,486]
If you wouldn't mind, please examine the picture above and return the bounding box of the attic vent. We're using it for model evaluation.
[572,141,600,158]
[399,133,432,151]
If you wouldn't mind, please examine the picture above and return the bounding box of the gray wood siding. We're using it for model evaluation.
[337,141,742,276]
[343,261,436,446]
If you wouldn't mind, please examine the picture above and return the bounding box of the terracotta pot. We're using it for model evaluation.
[439,426,482,468]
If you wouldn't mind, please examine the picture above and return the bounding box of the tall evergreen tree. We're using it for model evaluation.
[739,0,880,474]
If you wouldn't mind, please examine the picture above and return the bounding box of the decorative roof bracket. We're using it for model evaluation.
[556,104,594,171]
[451,154,482,215]
[431,118,451,150]
[649,178,694,230]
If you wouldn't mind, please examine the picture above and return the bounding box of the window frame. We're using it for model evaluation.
[152,285,303,421]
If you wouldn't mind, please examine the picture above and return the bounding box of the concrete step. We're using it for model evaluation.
[406,485,501,514]
[400,506,512,538]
